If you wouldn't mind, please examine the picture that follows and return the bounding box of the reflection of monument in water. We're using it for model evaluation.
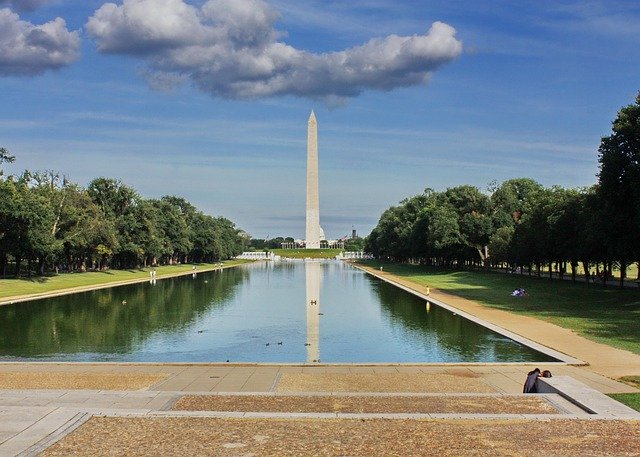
[305,111,325,248]
[305,260,321,363]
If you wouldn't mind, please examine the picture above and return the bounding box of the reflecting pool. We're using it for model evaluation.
[0,261,556,363]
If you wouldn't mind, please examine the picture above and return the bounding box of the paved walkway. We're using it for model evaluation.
[1,363,635,394]
[0,363,637,455]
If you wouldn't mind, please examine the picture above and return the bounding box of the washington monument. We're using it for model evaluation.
[305,110,324,248]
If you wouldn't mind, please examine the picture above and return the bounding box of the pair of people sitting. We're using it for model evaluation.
[523,368,552,393]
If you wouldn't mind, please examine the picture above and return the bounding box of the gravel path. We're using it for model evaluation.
[41,417,640,456]
[172,394,558,414]
[0,372,168,390]
[276,373,495,393]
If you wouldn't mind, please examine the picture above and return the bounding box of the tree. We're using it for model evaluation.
[442,185,494,267]
[597,92,640,287]
[6,177,55,276]
[150,198,192,264]
[0,147,15,168]
[491,178,544,228]
[0,178,19,276]
[344,236,365,251]
[489,225,515,270]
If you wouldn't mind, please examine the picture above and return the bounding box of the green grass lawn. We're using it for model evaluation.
[608,393,640,412]
[0,260,250,300]
[272,248,342,259]
[360,261,640,355]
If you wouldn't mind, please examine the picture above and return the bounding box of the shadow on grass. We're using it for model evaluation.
[13,276,51,284]
[3,269,124,284]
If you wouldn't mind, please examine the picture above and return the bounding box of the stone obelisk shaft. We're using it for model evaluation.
[306,111,320,249]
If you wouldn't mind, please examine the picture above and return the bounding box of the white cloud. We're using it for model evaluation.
[0,0,51,12]
[0,8,81,76]
[86,0,462,103]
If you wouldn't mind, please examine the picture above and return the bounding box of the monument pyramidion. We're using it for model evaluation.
[305,110,324,248]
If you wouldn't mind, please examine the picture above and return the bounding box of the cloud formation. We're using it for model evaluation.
[0,8,81,76]
[87,0,462,102]
[0,0,51,12]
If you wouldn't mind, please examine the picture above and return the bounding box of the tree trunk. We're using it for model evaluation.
[582,261,589,285]
[476,245,490,270]
[620,259,626,289]
[14,255,21,278]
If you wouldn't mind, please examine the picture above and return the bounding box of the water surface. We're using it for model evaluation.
[0,261,555,363]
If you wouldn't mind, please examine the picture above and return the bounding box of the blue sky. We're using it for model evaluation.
[1,1,639,240]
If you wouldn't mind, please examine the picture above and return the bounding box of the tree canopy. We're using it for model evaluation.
[0,152,246,277]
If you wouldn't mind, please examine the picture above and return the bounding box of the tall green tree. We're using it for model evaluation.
[442,185,494,267]
[491,178,544,228]
[597,93,640,286]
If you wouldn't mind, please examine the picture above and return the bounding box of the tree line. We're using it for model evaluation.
[366,94,640,287]
[0,151,246,277]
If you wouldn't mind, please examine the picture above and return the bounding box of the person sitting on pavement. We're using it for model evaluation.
[523,368,541,393]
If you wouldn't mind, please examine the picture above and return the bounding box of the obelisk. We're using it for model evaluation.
[305,110,321,249]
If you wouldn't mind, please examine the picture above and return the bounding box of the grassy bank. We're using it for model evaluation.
[609,377,640,411]
[0,260,251,300]
[272,248,341,259]
[360,261,640,355]
[608,393,640,411]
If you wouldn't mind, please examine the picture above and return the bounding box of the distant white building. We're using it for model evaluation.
[236,252,280,260]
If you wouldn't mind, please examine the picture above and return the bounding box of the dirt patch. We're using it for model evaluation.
[445,368,482,378]
[276,373,495,393]
[42,417,640,456]
[619,376,640,389]
[172,394,558,414]
[0,372,168,390]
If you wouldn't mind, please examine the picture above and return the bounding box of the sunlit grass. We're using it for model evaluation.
[608,393,640,412]
[360,261,640,355]
[0,260,251,300]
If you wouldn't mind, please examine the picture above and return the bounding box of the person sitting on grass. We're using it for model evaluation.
[511,287,527,297]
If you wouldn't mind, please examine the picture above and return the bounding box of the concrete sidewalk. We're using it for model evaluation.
[1,363,635,394]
